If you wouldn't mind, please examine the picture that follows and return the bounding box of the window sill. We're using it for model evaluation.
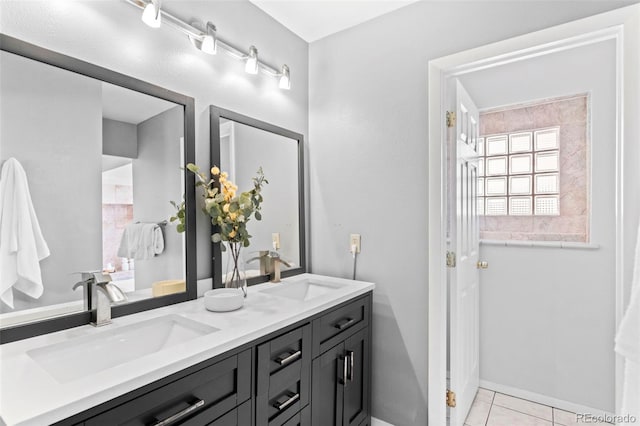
[480,239,600,249]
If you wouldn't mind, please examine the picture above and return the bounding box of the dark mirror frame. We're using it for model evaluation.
[210,106,306,288]
[0,34,197,344]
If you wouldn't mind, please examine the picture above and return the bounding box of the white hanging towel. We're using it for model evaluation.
[615,223,640,423]
[0,158,50,309]
[117,223,164,260]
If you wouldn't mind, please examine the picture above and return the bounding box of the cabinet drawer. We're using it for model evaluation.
[281,405,310,426]
[86,349,251,426]
[312,296,370,357]
[258,324,311,379]
[257,324,311,426]
[201,399,251,426]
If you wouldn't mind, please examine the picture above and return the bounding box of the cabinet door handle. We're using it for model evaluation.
[273,392,300,411]
[151,399,204,426]
[276,349,302,366]
[334,317,355,330]
[341,354,349,388]
[346,350,354,382]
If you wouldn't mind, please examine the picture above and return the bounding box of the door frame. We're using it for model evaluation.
[428,5,640,425]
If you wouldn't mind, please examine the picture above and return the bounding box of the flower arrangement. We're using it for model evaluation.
[170,164,267,294]
[171,164,267,246]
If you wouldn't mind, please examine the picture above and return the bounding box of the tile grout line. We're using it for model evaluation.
[469,389,576,426]
[492,392,555,423]
[484,399,493,426]
[491,404,554,424]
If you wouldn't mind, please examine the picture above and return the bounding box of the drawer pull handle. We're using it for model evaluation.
[347,350,354,382]
[276,349,302,366]
[273,392,300,411]
[151,399,205,426]
[334,317,355,330]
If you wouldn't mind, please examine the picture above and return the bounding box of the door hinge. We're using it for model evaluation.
[446,251,456,268]
[446,111,456,128]
[446,389,457,407]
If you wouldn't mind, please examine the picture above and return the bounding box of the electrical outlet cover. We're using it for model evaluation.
[349,234,361,253]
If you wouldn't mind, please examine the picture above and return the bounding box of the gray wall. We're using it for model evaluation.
[103,118,138,159]
[0,0,309,284]
[459,40,617,411]
[133,106,185,288]
[0,51,102,312]
[308,2,635,424]
[221,121,300,269]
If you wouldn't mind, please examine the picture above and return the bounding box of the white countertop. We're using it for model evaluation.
[0,274,374,426]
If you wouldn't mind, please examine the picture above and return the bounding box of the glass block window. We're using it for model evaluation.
[478,127,560,216]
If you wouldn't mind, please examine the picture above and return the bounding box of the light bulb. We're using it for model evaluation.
[141,1,161,28]
[245,46,258,74]
[279,65,291,90]
[200,22,217,55]
[200,34,216,54]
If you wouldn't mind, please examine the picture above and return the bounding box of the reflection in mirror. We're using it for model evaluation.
[0,50,186,328]
[213,108,305,286]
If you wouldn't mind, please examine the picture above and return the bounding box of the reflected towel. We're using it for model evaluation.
[615,224,640,422]
[0,158,50,309]
[117,223,164,260]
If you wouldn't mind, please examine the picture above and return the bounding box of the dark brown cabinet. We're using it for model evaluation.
[56,292,371,426]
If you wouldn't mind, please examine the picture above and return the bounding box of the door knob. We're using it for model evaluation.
[477,261,488,269]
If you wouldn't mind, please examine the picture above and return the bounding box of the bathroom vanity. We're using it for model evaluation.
[0,33,364,426]
[0,274,373,426]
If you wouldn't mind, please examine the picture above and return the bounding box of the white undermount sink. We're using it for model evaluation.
[260,278,344,301]
[27,314,218,383]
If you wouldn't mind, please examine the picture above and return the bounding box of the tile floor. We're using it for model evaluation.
[464,388,613,426]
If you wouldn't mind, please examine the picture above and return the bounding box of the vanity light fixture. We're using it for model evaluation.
[200,23,217,55]
[189,22,217,55]
[141,0,161,28]
[125,0,291,90]
[245,46,259,74]
[279,65,291,90]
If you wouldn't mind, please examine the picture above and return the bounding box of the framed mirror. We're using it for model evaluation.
[209,106,306,287]
[0,35,196,343]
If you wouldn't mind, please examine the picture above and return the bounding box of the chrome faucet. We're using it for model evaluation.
[73,272,127,327]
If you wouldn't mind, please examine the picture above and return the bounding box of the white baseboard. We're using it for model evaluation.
[371,417,394,426]
[479,379,615,419]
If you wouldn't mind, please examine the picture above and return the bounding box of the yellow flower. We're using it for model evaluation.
[211,166,220,176]
[228,229,236,238]
[229,212,238,221]
[223,203,230,213]
[221,172,229,179]
[220,176,227,184]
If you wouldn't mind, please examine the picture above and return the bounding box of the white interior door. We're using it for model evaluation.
[447,79,480,426]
